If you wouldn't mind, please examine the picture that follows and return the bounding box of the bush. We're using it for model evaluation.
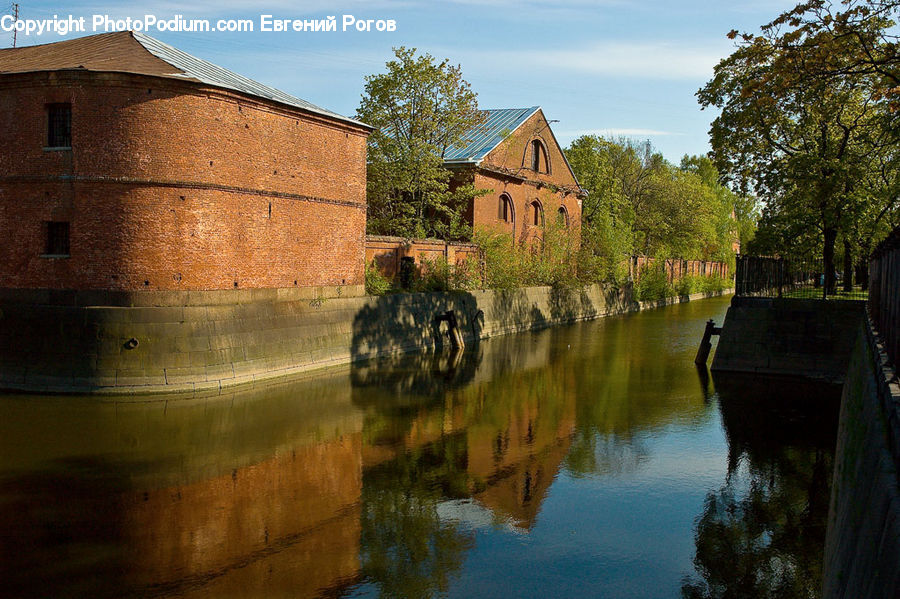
[407,256,481,292]
[700,273,729,293]
[365,261,393,296]
[634,263,675,301]
[473,231,526,289]
[473,225,586,290]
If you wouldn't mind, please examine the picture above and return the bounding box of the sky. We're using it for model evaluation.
[2,0,802,163]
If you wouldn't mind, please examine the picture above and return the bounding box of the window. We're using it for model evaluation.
[498,194,513,223]
[530,139,548,173]
[530,201,543,227]
[44,221,70,256]
[557,206,569,227]
[47,103,71,148]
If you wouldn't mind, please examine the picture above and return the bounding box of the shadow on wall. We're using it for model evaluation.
[349,284,634,373]
[486,285,628,338]
[349,291,482,366]
[549,286,598,323]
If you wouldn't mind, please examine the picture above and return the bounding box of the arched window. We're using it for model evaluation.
[498,194,514,223]
[557,206,569,227]
[530,201,544,227]
[530,139,548,173]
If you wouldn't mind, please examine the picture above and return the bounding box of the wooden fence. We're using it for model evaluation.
[869,226,900,368]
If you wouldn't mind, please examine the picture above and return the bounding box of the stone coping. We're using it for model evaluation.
[0,285,365,307]
[865,308,900,476]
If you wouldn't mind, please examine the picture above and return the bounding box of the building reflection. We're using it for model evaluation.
[0,310,718,598]
[0,373,366,598]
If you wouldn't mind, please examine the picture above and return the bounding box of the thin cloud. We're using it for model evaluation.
[562,128,683,137]
[513,41,729,81]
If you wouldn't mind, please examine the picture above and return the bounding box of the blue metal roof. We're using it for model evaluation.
[132,32,369,129]
[443,107,540,164]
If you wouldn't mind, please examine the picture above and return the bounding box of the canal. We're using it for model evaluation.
[0,295,840,598]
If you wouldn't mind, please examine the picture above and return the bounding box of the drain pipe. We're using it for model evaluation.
[435,310,465,351]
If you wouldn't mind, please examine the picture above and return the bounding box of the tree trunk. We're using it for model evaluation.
[856,258,869,291]
[823,227,837,297]
[843,239,853,292]
[857,240,871,291]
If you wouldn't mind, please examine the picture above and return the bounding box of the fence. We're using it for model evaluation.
[869,226,900,368]
[630,256,730,282]
[734,255,867,300]
[365,235,733,293]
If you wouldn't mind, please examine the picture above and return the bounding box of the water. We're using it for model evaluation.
[0,295,840,598]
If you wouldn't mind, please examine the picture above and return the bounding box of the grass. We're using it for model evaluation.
[781,285,868,301]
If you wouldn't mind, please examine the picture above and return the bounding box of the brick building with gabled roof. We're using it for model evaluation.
[445,106,583,245]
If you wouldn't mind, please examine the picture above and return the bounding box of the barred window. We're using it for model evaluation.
[45,221,70,256]
[47,104,71,148]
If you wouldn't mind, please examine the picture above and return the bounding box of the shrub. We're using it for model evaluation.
[365,261,393,296]
[634,262,675,302]
[700,273,729,293]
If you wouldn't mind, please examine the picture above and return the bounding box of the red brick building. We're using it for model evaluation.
[444,107,583,245]
[0,31,371,293]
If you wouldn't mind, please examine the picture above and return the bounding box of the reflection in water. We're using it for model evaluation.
[0,296,838,598]
[682,376,840,599]
[359,434,474,599]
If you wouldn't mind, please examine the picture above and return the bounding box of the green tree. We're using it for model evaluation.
[681,155,757,256]
[698,0,898,291]
[357,47,486,240]
[564,135,637,282]
[565,137,748,283]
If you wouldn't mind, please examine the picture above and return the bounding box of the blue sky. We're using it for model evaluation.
[3,0,800,162]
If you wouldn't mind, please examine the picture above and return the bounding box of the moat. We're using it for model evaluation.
[0,295,840,598]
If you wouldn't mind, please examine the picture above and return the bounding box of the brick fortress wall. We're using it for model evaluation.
[0,70,369,291]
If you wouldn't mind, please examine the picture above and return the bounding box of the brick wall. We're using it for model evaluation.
[0,71,369,291]
[631,255,730,281]
[365,235,480,281]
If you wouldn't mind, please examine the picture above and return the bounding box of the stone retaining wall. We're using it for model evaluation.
[823,313,900,599]
[0,285,731,395]
[711,296,866,383]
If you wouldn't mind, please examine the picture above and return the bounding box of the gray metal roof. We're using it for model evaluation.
[443,107,540,164]
[132,32,369,129]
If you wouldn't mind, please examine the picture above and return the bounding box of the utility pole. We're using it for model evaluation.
[12,4,19,48]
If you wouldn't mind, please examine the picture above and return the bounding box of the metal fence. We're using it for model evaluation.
[735,255,868,300]
[869,227,900,369]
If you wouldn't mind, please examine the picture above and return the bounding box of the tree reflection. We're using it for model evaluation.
[682,375,839,599]
[564,429,648,478]
[359,434,474,599]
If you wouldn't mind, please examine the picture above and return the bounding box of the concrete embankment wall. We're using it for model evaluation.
[0,284,730,395]
[823,314,900,599]
[711,295,899,597]
[711,297,866,383]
